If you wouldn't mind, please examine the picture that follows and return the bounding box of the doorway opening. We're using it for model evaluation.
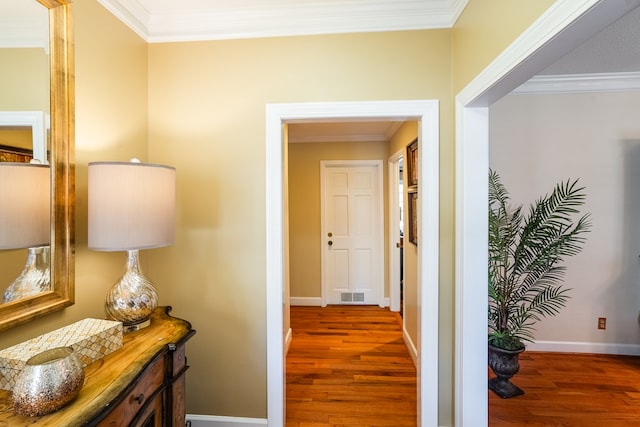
[266,100,439,427]
[455,1,640,425]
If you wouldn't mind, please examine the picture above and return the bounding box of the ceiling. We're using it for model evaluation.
[540,4,640,75]
[288,121,403,144]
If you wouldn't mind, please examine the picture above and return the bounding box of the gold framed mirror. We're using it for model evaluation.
[0,0,74,331]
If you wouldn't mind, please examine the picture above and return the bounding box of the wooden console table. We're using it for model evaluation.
[0,307,195,426]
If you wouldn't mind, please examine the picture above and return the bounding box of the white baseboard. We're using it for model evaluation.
[403,325,418,367]
[285,327,292,355]
[289,297,321,306]
[528,340,640,356]
[186,415,267,427]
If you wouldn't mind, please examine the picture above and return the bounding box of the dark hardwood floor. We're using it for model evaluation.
[286,305,640,426]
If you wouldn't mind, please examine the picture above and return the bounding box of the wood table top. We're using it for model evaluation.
[0,307,194,427]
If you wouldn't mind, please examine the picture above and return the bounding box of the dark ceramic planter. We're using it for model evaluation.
[488,344,525,398]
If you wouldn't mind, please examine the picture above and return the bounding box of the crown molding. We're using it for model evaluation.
[449,0,469,26]
[97,0,462,43]
[513,72,640,94]
[96,0,150,41]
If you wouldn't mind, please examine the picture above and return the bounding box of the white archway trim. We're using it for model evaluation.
[454,0,640,425]
[512,72,640,95]
[266,100,439,427]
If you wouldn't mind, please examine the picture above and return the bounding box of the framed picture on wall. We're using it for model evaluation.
[406,138,418,188]
[408,190,418,245]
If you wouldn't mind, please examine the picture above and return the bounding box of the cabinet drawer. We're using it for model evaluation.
[98,356,165,427]
[172,344,186,376]
[131,392,164,427]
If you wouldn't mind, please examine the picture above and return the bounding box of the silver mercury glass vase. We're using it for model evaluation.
[12,347,85,417]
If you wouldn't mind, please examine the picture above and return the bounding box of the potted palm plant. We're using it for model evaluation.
[488,169,591,398]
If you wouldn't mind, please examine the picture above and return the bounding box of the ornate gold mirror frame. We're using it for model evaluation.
[0,0,75,331]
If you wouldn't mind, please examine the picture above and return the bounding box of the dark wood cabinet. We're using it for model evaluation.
[0,307,195,427]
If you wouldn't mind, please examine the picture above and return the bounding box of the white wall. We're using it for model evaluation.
[489,90,640,354]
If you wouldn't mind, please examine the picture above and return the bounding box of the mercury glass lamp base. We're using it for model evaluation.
[105,250,158,330]
[122,318,151,333]
[3,246,50,303]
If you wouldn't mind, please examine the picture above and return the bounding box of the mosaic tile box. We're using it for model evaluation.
[0,318,123,390]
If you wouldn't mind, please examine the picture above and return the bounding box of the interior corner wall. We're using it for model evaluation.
[489,91,640,352]
[288,139,390,301]
[451,0,554,93]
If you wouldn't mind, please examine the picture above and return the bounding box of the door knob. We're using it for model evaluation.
[328,241,333,246]
[328,232,333,237]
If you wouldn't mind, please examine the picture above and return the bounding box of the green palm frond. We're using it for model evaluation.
[488,169,591,348]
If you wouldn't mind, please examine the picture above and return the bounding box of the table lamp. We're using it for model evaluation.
[0,162,51,303]
[88,159,175,331]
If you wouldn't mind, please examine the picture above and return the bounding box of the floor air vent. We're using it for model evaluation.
[341,292,365,302]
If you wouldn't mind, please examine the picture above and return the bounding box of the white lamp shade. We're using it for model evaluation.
[0,162,50,249]
[88,161,175,251]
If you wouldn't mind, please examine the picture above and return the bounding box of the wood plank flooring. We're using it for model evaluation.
[287,305,640,426]
[286,305,417,427]
[489,351,640,426]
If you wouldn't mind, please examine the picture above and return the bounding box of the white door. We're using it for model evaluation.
[321,160,384,306]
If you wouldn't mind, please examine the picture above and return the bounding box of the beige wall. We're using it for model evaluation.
[452,0,554,93]
[147,29,453,419]
[0,48,49,111]
[0,129,32,150]
[288,139,390,299]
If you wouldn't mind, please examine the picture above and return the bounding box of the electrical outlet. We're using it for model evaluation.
[598,317,606,330]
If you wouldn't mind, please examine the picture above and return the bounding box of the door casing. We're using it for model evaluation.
[388,149,403,313]
[266,100,439,427]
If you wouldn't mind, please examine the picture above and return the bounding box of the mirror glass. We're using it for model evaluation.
[0,0,74,331]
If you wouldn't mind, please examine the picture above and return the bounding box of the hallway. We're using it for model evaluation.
[286,305,417,426]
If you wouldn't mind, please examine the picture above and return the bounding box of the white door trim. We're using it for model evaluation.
[0,111,48,163]
[320,159,384,307]
[266,100,439,427]
[454,1,640,426]
[388,149,403,313]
